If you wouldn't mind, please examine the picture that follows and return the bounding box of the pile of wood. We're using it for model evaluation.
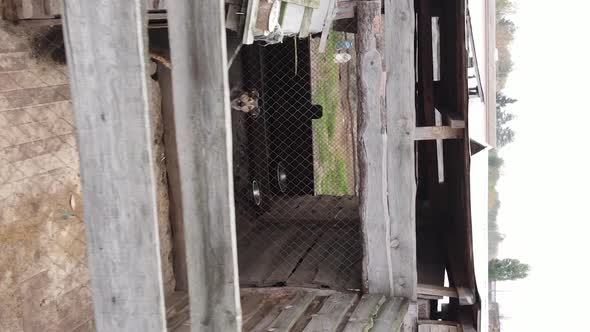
[237,0,355,48]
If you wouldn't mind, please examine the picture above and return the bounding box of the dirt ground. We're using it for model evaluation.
[0,22,175,331]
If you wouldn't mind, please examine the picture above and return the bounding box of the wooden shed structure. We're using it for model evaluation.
[5,0,486,331]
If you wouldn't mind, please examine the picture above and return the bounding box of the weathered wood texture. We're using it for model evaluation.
[417,284,457,298]
[267,293,316,331]
[258,195,359,224]
[418,321,459,332]
[372,297,409,332]
[303,293,358,332]
[414,126,464,140]
[384,0,418,301]
[342,294,386,332]
[11,0,165,19]
[356,0,393,295]
[166,0,241,330]
[237,224,362,290]
[61,1,167,330]
[175,288,410,332]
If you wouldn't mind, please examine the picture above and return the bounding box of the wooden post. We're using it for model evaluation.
[356,0,394,295]
[166,0,242,331]
[61,1,167,331]
[384,0,418,303]
[414,126,464,140]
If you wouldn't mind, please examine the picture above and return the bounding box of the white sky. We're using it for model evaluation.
[495,0,590,330]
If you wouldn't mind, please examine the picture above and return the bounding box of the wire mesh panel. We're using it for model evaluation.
[230,28,363,291]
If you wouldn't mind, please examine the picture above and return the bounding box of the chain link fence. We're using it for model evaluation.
[230,26,364,291]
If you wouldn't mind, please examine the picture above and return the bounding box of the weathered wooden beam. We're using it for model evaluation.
[435,110,445,183]
[418,284,457,298]
[384,0,417,301]
[415,126,464,141]
[61,1,167,331]
[417,284,474,305]
[356,0,394,295]
[166,0,242,331]
[444,112,465,128]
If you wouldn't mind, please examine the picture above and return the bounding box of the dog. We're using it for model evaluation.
[231,89,260,117]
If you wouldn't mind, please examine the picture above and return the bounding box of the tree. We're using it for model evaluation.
[496,93,517,108]
[489,258,530,281]
[497,126,515,148]
[496,93,517,147]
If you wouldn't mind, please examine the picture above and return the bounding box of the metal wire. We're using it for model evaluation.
[230,26,363,291]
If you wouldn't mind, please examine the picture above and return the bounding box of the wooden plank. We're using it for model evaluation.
[303,293,358,332]
[432,17,441,81]
[418,321,459,332]
[240,292,267,328]
[166,0,241,330]
[312,227,362,290]
[287,229,331,287]
[240,227,297,286]
[250,293,295,332]
[258,195,359,224]
[318,0,337,53]
[311,231,342,287]
[417,299,430,320]
[166,292,191,330]
[342,294,386,332]
[372,297,409,332]
[264,229,320,286]
[355,0,393,295]
[384,0,418,300]
[267,293,317,331]
[299,7,314,38]
[444,113,465,129]
[435,110,444,183]
[243,0,261,44]
[61,1,167,331]
[417,284,458,298]
[414,126,464,141]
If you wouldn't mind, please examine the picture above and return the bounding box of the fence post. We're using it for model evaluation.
[356,0,394,295]
[61,0,167,330]
[166,0,242,330]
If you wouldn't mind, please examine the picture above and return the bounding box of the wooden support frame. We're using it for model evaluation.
[61,1,167,330]
[384,0,418,305]
[356,0,393,295]
[415,126,464,140]
[417,284,474,305]
[167,0,242,331]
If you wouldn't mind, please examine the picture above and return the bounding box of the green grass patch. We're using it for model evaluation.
[312,32,351,195]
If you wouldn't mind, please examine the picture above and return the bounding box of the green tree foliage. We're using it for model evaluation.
[488,150,504,259]
[488,0,518,259]
[489,258,530,281]
[496,93,517,148]
[496,1,517,90]
[496,0,517,17]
